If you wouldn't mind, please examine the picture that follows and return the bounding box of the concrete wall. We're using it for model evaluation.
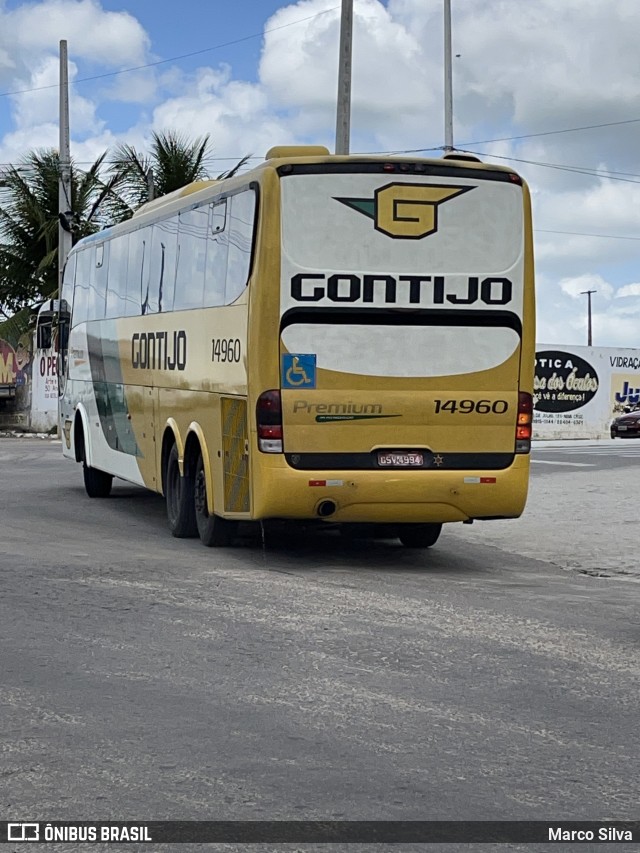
[533,344,640,440]
[0,331,57,433]
[30,343,58,433]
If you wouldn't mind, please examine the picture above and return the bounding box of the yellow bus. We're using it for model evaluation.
[57,145,535,548]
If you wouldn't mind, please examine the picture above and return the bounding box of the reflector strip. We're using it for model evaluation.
[309,480,326,487]
[464,476,497,484]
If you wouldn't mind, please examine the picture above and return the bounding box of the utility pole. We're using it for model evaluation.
[443,0,454,152]
[581,289,596,347]
[146,168,155,202]
[58,39,72,295]
[335,0,353,155]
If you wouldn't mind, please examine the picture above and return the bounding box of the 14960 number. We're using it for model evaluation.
[434,399,508,414]
[211,338,241,363]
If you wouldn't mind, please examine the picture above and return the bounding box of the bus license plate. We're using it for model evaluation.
[378,451,424,467]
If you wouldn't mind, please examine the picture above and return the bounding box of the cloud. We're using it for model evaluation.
[615,283,640,298]
[559,274,614,301]
[2,0,149,72]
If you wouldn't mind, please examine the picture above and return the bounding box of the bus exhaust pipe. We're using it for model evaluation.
[317,500,337,518]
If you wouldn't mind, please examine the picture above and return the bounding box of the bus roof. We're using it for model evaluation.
[70,147,524,252]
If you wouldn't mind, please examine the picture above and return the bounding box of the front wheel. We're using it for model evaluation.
[165,444,197,538]
[83,462,113,498]
[398,523,442,549]
[194,453,237,547]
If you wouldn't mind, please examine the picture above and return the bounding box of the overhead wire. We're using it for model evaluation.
[457,149,640,185]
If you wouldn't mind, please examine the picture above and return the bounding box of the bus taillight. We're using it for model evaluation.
[516,391,533,454]
[257,390,283,453]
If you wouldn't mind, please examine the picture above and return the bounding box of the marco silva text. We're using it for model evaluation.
[549,826,633,842]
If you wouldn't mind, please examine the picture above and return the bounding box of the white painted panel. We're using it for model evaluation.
[281,324,519,378]
[533,344,640,440]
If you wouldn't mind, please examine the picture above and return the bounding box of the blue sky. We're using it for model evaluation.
[1,0,640,347]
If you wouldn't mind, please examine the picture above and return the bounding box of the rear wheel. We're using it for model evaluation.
[165,444,197,538]
[82,461,113,498]
[398,523,442,549]
[194,453,237,547]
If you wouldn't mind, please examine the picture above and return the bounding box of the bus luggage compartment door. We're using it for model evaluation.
[221,397,250,512]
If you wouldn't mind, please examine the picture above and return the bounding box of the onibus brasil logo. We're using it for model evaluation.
[334,182,474,239]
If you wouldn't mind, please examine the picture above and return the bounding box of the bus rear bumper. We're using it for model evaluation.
[251,455,530,524]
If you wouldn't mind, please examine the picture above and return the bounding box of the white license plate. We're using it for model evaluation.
[618,425,628,431]
[378,451,424,467]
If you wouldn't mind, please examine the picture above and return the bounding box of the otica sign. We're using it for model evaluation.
[534,350,599,412]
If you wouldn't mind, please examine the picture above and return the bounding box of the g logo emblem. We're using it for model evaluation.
[335,182,473,240]
[375,183,471,239]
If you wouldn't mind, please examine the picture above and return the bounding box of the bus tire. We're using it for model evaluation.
[398,523,442,549]
[165,444,197,538]
[194,453,237,547]
[83,462,113,498]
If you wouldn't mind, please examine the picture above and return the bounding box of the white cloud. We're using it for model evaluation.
[616,283,640,298]
[559,274,614,302]
[2,0,149,71]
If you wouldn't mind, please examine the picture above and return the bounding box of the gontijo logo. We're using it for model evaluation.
[334,182,474,239]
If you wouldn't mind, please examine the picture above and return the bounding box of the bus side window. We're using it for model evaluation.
[59,255,75,375]
[204,200,228,307]
[174,207,207,311]
[90,242,107,321]
[125,229,147,317]
[225,190,256,305]
[105,234,129,319]
[149,218,178,313]
[72,248,92,327]
[61,254,76,319]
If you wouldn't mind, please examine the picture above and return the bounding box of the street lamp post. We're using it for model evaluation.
[581,289,596,347]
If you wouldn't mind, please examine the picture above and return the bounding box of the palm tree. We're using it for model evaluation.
[0,150,126,314]
[109,130,251,212]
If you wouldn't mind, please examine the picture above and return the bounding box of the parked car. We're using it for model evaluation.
[611,407,640,438]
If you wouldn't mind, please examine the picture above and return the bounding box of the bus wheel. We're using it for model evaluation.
[83,462,113,498]
[194,453,237,547]
[165,444,197,538]
[398,523,442,549]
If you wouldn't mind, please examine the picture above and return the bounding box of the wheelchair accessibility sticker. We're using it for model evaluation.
[282,353,317,388]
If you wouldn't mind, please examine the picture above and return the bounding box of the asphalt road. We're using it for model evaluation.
[1,439,639,850]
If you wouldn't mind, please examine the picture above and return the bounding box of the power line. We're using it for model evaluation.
[387,116,640,154]
[0,5,340,100]
[460,149,640,185]
[535,229,640,242]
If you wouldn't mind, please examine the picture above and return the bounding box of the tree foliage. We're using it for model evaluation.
[0,150,124,315]
[0,131,251,316]
[109,130,250,211]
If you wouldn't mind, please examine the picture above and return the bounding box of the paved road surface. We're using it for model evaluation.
[1,440,639,850]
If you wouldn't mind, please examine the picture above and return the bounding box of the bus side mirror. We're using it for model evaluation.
[37,323,52,350]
